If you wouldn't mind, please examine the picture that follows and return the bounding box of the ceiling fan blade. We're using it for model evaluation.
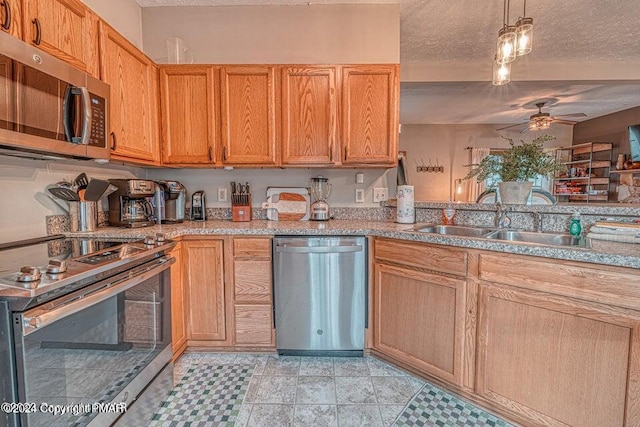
[554,113,587,118]
[496,122,527,131]
[551,119,578,125]
[520,126,530,134]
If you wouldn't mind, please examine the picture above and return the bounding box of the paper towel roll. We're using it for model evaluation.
[396,185,415,224]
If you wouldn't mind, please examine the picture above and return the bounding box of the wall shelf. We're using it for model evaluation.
[552,142,613,203]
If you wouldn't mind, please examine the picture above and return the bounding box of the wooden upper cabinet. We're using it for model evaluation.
[220,66,277,165]
[160,66,217,165]
[22,0,97,72]
[281,66,337,165]
[341,65,399,166]
[1,0,22,39]
[100,22,159,164]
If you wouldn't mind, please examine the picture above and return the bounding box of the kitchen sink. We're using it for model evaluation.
[413,224,497,237]
[484,230,580,246]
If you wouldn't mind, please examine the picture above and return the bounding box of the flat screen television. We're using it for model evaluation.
[630,124,640,161]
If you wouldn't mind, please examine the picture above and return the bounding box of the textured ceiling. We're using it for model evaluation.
[136,0,640,124]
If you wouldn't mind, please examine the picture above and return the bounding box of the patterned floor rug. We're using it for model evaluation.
[393,383,514,427]
[150,364,253,426]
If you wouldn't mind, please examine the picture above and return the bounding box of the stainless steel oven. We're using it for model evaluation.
[0,236,174,427]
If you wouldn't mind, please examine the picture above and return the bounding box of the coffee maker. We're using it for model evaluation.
[108,179,157,228]
[191,191,206,221]
[162,181,186,223]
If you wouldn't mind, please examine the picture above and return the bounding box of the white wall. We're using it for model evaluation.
[0,156,140,242]
[144,168,395,209]
[141,4,399,64]
[82,0,143,48]
[399,125,573,202]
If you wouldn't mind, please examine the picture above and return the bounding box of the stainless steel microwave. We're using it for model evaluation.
[0,31,110,161]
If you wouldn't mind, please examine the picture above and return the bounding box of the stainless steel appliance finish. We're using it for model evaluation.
[310,176,332,221]
[108,179,157,228]
[0,235,175,427]
[273,236,366,356]
[191,190,206,221]
[162,181,186,223]
[0,31,109,161]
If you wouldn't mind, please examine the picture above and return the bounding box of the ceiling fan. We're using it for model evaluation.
[497,102,587,133]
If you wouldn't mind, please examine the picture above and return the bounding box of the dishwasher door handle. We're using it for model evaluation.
[275,244,363,254]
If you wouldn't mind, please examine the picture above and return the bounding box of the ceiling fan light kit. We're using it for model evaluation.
[493,0,534,85]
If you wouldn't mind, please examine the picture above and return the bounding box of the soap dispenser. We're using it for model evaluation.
[569,212,582,237]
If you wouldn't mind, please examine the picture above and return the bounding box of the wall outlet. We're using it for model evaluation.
[217,188,228,202]
[355,189,365,203]
[373,187,388,202]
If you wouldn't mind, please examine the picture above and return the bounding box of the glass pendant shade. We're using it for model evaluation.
[496,25,517,64]
[492,56,511,85]
[529,118,551,131]
[516,17,534,56]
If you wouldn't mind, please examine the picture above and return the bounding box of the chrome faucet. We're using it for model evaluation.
[495,203,512,228]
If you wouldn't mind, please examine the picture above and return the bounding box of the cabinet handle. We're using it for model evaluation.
[344,146,348,161]
[223,146,227,161]
[32,18,41,45]
[1,1,11,31]
[208,146,213,161]
[330,146,333,162]
[110,132,117,151]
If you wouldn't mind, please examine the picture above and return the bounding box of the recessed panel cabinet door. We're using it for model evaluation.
[0,0,22,39]
[342,65,398,166]
[100,22,159,164]
[281,66,337,165]
[476,282,640,427]
[160,66,216,164]
[220,66,277,165]
[23,0,95,72]
[184,240,226,341]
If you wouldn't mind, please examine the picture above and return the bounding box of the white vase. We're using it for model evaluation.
[498,181,533,205]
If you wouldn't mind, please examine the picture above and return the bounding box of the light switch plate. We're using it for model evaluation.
[373,188,388,202]
[355,189,365,203]
[218,188,228,202]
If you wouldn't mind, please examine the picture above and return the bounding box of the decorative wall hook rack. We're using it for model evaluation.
[415,158,444,173]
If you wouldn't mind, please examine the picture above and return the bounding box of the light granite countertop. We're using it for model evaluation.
[65,219,640,270]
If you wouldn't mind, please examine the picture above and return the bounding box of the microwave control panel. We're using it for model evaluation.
[89,94,107,148]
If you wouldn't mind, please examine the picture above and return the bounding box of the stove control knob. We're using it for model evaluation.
[47,260,67,274]
[155,233,166,243]
[17,266,41,283]
[144,235,156,246]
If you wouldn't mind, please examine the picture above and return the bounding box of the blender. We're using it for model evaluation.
[310,176,332,221]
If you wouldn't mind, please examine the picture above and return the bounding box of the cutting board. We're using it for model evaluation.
[263,192,309,221]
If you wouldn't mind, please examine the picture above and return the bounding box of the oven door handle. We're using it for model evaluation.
[21,257,174,336]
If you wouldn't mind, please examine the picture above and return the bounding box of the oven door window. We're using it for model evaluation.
[14,270,170,427]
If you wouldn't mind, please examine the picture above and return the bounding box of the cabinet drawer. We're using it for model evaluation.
[233,238,271,259]
[235,305,273,346]
[234,260,272,303]
[375,238,467,276]
[478,253,640,309]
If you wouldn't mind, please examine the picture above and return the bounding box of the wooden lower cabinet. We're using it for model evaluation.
[232,237,274,348]
[374,262,466,386]
[476,281,640,427]
[169,242,187,359]
[184,240,226,342]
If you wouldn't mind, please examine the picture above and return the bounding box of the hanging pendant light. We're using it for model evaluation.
[492,55,511,86]
[515,0,533,56]
[496,0,517,64]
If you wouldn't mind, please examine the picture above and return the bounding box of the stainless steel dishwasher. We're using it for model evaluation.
[273,236,366,356]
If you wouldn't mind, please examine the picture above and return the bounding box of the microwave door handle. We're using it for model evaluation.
[62,86,74,143]
[78,87,92,145]
[21,258,174,336]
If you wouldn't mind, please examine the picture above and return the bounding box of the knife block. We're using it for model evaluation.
[232,194,252,222]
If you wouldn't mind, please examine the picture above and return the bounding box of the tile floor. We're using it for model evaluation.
[151,352,513,427]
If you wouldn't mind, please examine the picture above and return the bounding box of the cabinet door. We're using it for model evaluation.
[23,0,95,72]
[281,66,337,165]
[100,22,159,164]
[184,240,226,341]
[0,0,22,39]
[341,65,398,165]
[477,282,640,427]
[0,55,15,131]
[160,66,217,165]
[220,66,277,165]
[169,243,186,358]
[374,262,466,386]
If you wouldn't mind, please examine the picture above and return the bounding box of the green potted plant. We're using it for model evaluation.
[465,135,566,204]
